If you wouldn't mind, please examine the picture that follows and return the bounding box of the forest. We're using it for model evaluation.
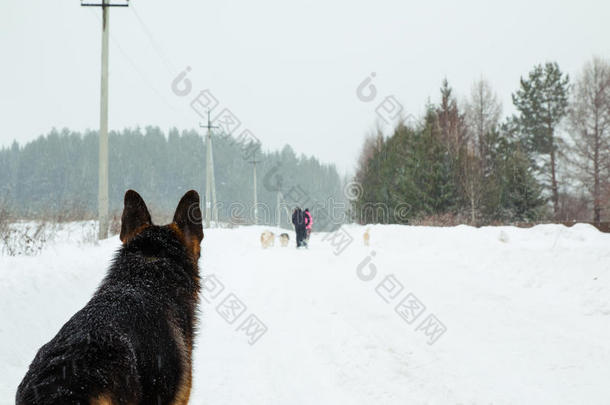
[0,127,345,229]
[353,58,610,226]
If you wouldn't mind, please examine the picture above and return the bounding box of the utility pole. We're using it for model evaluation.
[248,153,262,225]
[276,191,293,230]
[200,111,219,228]
[81,0,129,240]
[209,137,219,224]
[276,191,281,228]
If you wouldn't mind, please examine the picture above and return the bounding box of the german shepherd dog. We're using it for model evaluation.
[16,190,203,405]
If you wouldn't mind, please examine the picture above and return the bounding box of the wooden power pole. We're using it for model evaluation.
[81,0,129,240]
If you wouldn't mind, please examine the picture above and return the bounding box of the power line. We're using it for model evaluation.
[86,7,179,113]
[130,3,176,75]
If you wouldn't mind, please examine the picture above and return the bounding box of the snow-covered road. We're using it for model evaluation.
[2,223,609,404]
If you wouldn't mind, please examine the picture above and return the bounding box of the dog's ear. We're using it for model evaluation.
[120,190,152,243]
[173,190,204,244]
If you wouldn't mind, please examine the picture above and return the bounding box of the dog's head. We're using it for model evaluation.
[120,190,204,263]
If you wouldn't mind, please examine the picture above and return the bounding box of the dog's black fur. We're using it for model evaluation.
[16,190,203,405]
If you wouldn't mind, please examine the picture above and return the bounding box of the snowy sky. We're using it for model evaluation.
[1,0,609,174]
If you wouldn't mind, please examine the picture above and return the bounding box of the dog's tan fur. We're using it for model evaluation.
[90,394,115,405]
[168,314,192,405]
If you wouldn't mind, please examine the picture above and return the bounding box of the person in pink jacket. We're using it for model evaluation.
[304,208,313,242]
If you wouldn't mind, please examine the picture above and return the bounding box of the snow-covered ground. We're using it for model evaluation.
[1,223,609,404]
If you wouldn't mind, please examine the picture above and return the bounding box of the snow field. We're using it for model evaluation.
[1,223,609,404]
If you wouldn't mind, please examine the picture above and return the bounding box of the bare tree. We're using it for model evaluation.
[459,78,502,224]
[356,128,384,175]
[568,57,610,224]
[460,150,483,224]
[465,78,502,163]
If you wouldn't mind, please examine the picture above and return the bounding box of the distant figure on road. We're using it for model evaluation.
[291,207,309,248]
[304,208,313,243]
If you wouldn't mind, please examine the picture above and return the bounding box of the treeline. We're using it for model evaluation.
[354,57,610,225]
[0,127,345,228]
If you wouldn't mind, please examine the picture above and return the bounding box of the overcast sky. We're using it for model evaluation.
[1,0,609,174]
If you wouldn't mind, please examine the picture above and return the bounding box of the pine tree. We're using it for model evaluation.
[502,145,546,222]
[437,79,469,154]
[512,62,569,218]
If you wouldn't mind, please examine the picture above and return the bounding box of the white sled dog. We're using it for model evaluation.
[279,233,290,247]
[260,230,275,249]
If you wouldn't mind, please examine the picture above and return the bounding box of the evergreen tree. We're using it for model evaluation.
[437,79,469,154]
[502,145,546,221]
[511,62,569,218]
[481,124,546,222]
